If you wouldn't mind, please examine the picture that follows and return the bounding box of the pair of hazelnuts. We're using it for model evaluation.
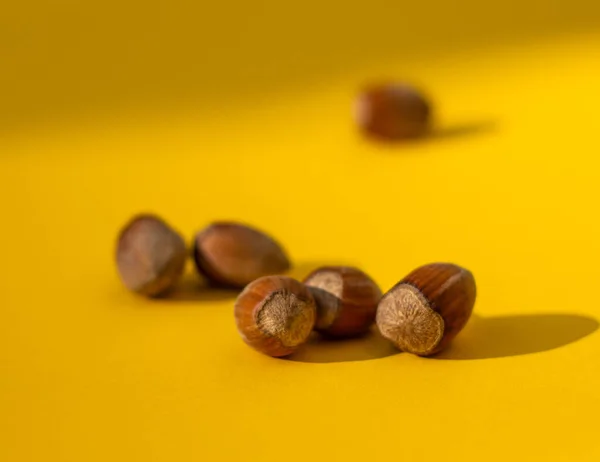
[236,263,476,358]
[116,215,291,296]
[115,215,476,358]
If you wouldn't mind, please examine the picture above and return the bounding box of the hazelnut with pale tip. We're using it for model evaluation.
[303,266,382,338]
[376,263,476,356]
[234,276,317,357]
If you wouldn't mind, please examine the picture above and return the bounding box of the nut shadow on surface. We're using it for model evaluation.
[287,327,399,363]
[367,119,497,149]
[156,272,239,303]
[431,120,497,140]
[434,313,599,360]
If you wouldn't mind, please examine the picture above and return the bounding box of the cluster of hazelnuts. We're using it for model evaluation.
[116,214,476,358]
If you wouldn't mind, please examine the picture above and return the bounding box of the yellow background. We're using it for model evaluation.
[2,2,600,461]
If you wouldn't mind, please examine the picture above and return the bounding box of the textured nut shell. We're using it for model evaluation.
[377,263,476,355]
[116,215,187,297]
[234,276,316,357]
[303,266,382,337]
[355,83,431,140]
[194,222,290,288]
[377,284,445,355]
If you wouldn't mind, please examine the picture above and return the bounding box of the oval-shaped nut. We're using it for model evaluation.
[193,222,291,288]
[234,276,317,357]
[355,82,431,141]
[376,263,476,356]
[303,266,382,338]
[116,214,187,297]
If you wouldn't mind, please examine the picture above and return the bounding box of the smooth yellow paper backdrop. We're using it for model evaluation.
[2,2,600,461]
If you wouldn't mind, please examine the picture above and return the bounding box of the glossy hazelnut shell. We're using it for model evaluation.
[193,222,291,288]
[377,263,476,355]
[303,266,382,338]
[234,276,316,357]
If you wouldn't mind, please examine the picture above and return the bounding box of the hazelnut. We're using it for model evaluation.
[234,276,317,357]
[376,263,476,356]
[303,266,382,338]
[193,222,291,288]
[116,214,187,297]
[355,82,431,140]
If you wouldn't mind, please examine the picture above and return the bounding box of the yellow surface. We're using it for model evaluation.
[2,3,600,461]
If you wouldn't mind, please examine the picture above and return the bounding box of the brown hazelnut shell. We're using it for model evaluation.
[355,82,431,141]
[303,266,382,338]
[376,263,476,356]
[193,222,290,288]
[116,214,187,297]
[234,276,316,357]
